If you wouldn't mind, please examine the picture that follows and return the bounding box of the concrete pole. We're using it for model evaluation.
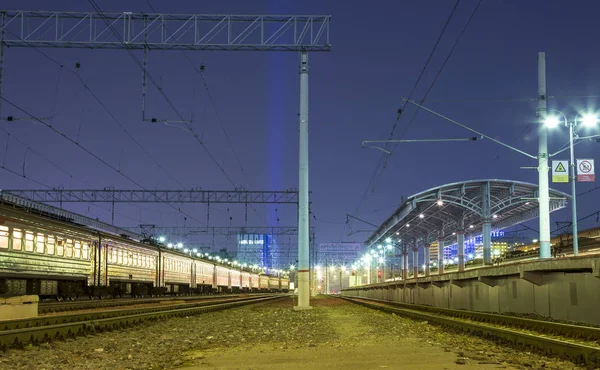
[538,52,552,259]
[0,13,5,118]
[457,231,465,272]
[437,236,444,275]
[402,248,409,280]
[423,243,431,276]
[412,241,419,278]
[295,51,311,310]
[569,122,579,256]
[482,182,492,265]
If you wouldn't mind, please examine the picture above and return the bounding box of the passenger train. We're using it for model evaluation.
[0,199,289,299]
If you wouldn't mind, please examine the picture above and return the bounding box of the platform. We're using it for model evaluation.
[342,255,600,325]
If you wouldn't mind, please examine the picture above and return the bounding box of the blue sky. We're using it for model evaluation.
[1,0,600,257]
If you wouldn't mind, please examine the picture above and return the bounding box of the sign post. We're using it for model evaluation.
[576,159,595,182]
[551,160,568,183]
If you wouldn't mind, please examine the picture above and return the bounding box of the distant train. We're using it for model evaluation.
[0,201,289,299]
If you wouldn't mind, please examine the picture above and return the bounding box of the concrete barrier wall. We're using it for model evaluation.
[342,257,600,325]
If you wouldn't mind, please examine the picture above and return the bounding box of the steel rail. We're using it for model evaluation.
[0,295,285,348]
[341,296,600,367]
[2,295,274,331]
[38,294,252,314]
[1,295,285,349]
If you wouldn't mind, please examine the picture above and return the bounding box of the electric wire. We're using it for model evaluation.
[88,0,238,188]
[354,1,462,215]
[0,27,187,190]
[0,95,207,226]
[352,1,483,237]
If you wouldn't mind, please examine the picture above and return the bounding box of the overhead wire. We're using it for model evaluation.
[0,26,187,189]
[354,0,462,216]
[0,95,206,226]
[88,0,238,188]
[143,0,267,222]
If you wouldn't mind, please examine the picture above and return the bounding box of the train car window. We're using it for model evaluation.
[0,226,8,249]
[65,239,73,258]
[56,238,64,256]
[25,231,34,252]
[36,233,45,253]
[74,242,81,259]
[118,249,123,265]
[12,229,22,251]
[46,236,55,255]
[82,243,89,260]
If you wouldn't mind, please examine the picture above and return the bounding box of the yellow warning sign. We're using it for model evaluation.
[552,160,568,183]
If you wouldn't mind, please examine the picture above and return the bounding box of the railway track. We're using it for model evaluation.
[341,296,600,368]
[38,293,256,314]
[0,294,286,349]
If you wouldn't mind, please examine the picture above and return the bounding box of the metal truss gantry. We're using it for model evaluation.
[126,225,315,237]
[0,11,330,51]
[1,189,300,204]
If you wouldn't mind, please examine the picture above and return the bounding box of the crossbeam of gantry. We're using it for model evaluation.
[366,179,570,247]
[124,225,315,237]
[1,189,301,204]
[0,11,331,51]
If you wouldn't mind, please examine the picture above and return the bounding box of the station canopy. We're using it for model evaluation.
[365,179,570,247]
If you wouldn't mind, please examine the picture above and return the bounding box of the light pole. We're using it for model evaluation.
[544,111,598,256]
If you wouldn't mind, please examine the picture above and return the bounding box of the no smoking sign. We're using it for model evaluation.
[577,159,595,182]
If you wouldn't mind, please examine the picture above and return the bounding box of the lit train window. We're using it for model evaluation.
[25,232,34,252]
[12,229,22,251]
[46,236,55,255]
[56,238,64,256]
[0,226,8,249]
[82,243,89,260]
[74,242,81,259]
[36,233,45,253]
[65,239,73,258]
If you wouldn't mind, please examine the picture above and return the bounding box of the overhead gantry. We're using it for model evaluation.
[365,180,570,277]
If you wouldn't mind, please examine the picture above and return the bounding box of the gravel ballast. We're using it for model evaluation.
[0,296,588,370]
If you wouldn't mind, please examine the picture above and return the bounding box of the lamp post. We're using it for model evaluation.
[545,111,598,256]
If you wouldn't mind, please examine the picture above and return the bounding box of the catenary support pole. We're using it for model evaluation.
[482,182,492,265]
[423,242,431,276]
[437,236,444,275]
[569,121,579,256]
[412,240,419,278]
[0,12,5,117]
[402,245,409,280]
[457,230,465,272]
[295,51,311,310]
[538,52,552,259]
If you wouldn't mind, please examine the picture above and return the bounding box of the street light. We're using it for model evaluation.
[545,110,598,256]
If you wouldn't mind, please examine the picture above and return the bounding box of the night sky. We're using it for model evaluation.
[1,0,599,255]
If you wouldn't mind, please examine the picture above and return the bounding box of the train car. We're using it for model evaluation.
[194,260,214,294]
[250,273,260,290]
[280,278,290,291]
[268,276,280,291]
[162,252,193,295]
[105,236,158,297]
[215,266,230,292]
[229,269,241,291]
[0,207,96,298]
[258,275,269,291]
[241,272,250,291]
